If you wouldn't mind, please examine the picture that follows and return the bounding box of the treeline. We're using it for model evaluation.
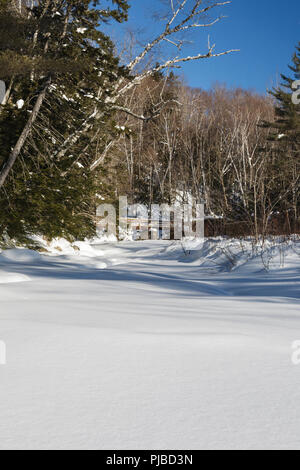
[108,74,299,238]
[0,1,299,243]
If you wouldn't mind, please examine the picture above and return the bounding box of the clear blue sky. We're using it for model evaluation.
[108,0,300,95]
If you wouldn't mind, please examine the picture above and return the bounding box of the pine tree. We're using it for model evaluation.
[0,0,130,243]
[262,43,300,230]
[267,43,300,147]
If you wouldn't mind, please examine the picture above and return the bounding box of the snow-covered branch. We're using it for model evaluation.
[110,105,160,122]
[126,0,231,72]
[53,0,238,162]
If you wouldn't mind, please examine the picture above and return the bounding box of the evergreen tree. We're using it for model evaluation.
[0,0,130,243]
[267,42,300,147]
[263,43,300,229]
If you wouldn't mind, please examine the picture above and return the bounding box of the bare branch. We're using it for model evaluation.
[110,105,160,122]
[126,1,231,72]
[156,47,239,69]
[52,1,237,162]
[90,136,124,171]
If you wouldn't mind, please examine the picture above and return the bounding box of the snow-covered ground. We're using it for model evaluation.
[0,237,299,450]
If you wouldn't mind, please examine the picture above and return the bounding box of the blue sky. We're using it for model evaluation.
[108,0,300,95]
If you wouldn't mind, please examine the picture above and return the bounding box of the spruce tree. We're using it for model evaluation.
[0,0,130,243]
[263,43,300,230]
[268,42,300,148]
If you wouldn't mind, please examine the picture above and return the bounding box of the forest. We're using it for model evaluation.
[0,0,299,243]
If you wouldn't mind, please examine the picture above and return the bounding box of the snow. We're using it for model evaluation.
[16,99,24,110]
[0,272,30,284]
[0,248,42,263]
[0,237,299,450]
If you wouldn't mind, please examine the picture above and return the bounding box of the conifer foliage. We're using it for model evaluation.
[263,43,300,229]
[0,0,129,242]
[268,42,300,147]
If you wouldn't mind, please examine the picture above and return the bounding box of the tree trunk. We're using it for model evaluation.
[0,77,51,189]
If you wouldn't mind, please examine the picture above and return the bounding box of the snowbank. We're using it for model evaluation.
[0,236,298,275]
[28,235,116,257]
[165,237,300,273]
[0,272,30,284]
[0,248,41,263]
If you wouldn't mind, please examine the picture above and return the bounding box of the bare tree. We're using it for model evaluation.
[55,0,238,168]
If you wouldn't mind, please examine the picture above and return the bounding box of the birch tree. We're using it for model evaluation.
[53,0,238,170]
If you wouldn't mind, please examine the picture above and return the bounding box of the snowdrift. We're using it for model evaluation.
[0,236,298,276]
[164,237,300,273]
[0,272,30,284]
